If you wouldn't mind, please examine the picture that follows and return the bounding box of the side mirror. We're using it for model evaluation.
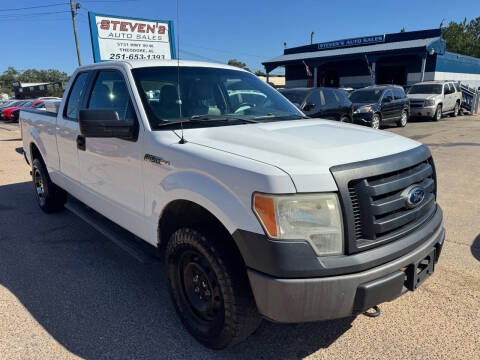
[302,103,315,111]
[78,109,137,140]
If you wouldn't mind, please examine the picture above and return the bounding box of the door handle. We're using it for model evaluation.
[76,135,86,151]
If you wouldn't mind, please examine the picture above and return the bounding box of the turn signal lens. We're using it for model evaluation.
[253,194,277,237]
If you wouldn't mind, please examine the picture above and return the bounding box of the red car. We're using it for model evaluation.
[1,100,35,121]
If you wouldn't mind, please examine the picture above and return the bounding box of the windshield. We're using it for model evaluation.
[349,89,383,103]
[132,66,303,129]
[279,90,309,106]
[408,84,442,94]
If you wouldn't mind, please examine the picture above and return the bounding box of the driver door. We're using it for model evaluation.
[77,69,145,231]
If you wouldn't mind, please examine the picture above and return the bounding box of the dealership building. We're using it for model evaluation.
[263,29,480,89]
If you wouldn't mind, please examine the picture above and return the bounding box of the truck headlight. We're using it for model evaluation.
[253,193,344,256]
[425,99,435,106]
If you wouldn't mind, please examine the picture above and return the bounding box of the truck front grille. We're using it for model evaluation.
[330,146,437,254]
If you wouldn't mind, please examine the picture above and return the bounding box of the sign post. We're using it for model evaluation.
[88,12,175,62]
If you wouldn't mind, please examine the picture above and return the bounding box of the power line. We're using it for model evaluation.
[0,2,68,12]
[183,43,269,59]
[0,10,71,19]
[179,50,223,64]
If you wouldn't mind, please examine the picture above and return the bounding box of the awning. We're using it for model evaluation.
[263,37,445,72]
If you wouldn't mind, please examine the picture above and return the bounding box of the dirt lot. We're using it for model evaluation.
[0,116,479,359]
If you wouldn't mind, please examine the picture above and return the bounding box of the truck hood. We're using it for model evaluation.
[407,94,438,100]
[182,119,421,192]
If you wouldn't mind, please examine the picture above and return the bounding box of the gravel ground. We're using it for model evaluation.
[0,115,479,359]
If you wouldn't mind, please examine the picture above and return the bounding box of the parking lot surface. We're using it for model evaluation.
[0,116,479,359]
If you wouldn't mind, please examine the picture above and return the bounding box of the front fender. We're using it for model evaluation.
[150,170,264,236]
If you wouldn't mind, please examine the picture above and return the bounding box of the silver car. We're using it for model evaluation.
[407,81,462,121]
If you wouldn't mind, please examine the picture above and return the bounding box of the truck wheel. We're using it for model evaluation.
[371,113,381,129]
[451,102,459,117]
[32,158,67,213]
[396,110,408,127]
[166,227,261,349]
[433,105,442,121]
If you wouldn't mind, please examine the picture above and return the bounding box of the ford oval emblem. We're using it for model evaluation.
[403,186,425,208]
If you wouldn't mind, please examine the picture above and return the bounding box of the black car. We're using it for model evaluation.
[350,85,410,129]
[279,87,353,122]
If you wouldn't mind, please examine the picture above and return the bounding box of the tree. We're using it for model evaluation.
[254,70,266,76]
[227,59,251,72]
[47,87,65,98]
[442,17,480,58]
[400,27,406,33]
[0,67,69,89]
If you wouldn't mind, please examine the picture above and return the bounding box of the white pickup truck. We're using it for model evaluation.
[21,60,445,349]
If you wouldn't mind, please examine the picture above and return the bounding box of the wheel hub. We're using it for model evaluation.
[181,253,221,321]
[33,168,46,205]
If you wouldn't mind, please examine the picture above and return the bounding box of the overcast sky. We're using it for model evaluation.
[0,0,479,75]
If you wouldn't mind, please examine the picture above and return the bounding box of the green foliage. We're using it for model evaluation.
[0,67,69,89]
[254,70,266,76]
[46,87,65,98]
[227,59,251,72]
[442,17,480,58]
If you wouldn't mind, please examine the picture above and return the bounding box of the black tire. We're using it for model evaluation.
[396,110,408,127]
[433,104,442,121]
[166,228,261,349]
[32,158,67,213]
[371,113,381,129]
[451,102,460,117]
[339,116,350,123]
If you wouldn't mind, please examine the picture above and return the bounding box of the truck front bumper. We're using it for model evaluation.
[244,214,445,323]
[410,106,436,118]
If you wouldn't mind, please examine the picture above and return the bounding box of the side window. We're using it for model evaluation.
[454,82,461,92]
[304,90,323,111]
[448,83,455,93]
[323,88,339,106]
[64,72,89,121]
[443,83,450,95]
[383,90,393,102]
[88,71,135,121]
[393,87,405,99]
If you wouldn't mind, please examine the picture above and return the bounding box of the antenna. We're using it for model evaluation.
[176,0,186,144]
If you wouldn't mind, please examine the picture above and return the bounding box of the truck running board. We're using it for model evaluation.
[65,196,159,264]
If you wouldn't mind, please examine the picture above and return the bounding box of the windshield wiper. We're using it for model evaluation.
[156,115,258,128]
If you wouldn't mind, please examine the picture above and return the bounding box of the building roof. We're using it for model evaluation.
[263,29,446,72]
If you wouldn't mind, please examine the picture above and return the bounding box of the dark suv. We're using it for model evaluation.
[350,85,410,129]
[279,87,353,122]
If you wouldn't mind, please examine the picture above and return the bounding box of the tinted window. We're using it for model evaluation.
[279,90,309,106]
[334,89,349,102]
[443,83,450,94]
[454,82,461,92]
[350,89,383,103]
[323,88,339,106]
[88,71,135,121]
[304,90,324,112]
[65,72,89,121]
[383,90,393,102]
[393,87,405,99]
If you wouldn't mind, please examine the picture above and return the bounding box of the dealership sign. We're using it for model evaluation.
[88,12,175,62]
[317,35,385,50]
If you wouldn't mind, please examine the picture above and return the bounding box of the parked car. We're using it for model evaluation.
[2,100,35,121]
[407,81,462,121]
[21,60,444,349]
[279,87,354,122]
[350,85,410,129]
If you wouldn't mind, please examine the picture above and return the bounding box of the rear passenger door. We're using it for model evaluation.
[322,88,342,120]
[393,87,407,118]
[380,90,395,120]
[443,83,454,111]
[78,70,145,222]
[57,71,90,186]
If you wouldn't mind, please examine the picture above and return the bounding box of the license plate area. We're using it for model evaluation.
[404,249,435,291]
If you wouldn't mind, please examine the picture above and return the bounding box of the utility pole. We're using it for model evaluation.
[70,0,82,66]
[310,31,314,44]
